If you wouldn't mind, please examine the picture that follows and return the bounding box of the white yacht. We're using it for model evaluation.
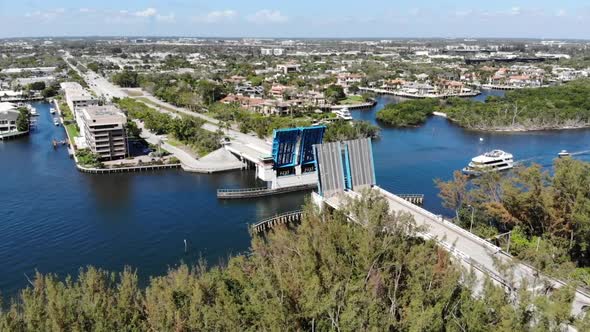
[53,118,60,126]
[558,150,570,158]
[50,108,56,114]
[462,150,514,176]
[332,108,353,121]
[30,108,38,116]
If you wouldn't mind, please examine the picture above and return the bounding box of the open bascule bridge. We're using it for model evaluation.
[254,137,590,324]
[217,126,326,198]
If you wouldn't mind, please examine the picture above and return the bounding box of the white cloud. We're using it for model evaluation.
[156,13,176,23]
[510,7,522,16]
[194,10,238,23]
[455,9,473,18]
[247,10,288,24]
[134,8,158,18]
[556,9,567,17]
[25,8,66,20]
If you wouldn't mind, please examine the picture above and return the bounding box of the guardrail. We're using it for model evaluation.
[375,186,590,310]
[217,184,317,199]
[251,210,304,234]
[376,186,503,253]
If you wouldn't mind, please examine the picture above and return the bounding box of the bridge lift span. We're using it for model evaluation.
[312,138,590,320]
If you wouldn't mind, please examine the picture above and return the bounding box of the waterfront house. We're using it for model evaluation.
[336,73,364,88]
[0,102,19,133]
[235,83,264,98]
[220,94,265,110]
[436,80,466,94]
[254,100,294,116]
[270,84,295,99]
[382,79,407,91]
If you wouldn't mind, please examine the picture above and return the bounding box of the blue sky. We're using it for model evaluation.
[0,0,588,39]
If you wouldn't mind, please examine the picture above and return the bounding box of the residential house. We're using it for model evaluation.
[336,73,364,89]
[0,102,19,133]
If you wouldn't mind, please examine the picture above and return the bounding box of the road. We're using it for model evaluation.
[63,53,272,164]
[137,121,244,173]
[324,187,590,321]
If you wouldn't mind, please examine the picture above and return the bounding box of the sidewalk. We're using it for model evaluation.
[137,121,244,173]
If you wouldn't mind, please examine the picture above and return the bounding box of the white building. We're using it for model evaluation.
[277,63,301,74]
[60,82,97,112]
[80,105,127,160]
[261,48,285,56]
[0,102,19,133]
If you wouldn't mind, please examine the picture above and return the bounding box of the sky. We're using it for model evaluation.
[0,0,588,39]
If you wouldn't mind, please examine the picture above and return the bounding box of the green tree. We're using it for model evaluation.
[324,84,346,104]
[16,107,30,132]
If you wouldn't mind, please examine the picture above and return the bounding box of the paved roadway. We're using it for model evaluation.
[324,187,590,320]
[137,121,244,173]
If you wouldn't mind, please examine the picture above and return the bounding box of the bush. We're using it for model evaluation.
[376,99,438,127]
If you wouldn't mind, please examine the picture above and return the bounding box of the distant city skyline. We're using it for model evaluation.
[0,0,588,39]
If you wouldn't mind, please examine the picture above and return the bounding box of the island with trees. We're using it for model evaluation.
[377,79,590,131]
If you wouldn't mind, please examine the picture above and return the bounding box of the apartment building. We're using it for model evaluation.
[60,82,97,113]
[80,105,127,160]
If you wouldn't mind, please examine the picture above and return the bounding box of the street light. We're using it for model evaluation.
[468,205,475,233]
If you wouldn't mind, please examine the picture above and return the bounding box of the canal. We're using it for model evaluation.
[2,93,590,297]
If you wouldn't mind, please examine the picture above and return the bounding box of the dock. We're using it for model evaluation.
[217,183,317,199]
[0,131,28,140]
[359,87,480,99]
[77,163,181,174]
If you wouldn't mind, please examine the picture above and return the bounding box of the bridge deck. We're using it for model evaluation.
[323,187,590,317]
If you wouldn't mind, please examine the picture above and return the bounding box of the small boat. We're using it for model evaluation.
[54,119,60,126]
[558,150,570,158]
[50,108,56,114]
[30,108,39,116]
[331,108,353,121]
[462,150,514,176]
[479,137,484,142]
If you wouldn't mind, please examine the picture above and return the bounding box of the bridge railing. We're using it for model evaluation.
[217,187,269,194]
[251,210,304,233]
[376,186,503,254]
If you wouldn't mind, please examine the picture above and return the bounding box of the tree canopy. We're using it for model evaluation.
[442,79,590,130]
[1,191,582,331]
[376,99,438,127]
[436,158,590,287]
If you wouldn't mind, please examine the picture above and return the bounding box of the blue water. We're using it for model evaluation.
[0,102,304,297]
[353,91,590,213]
[3,94,590,298]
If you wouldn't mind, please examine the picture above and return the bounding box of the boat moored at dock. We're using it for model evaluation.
[331,108,353,120]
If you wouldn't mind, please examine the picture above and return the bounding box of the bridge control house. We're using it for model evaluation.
[256,126,326,190]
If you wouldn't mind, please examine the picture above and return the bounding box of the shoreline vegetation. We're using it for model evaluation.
[377,79,590,132]
[1,192,586,330]
[436,158,590,291]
